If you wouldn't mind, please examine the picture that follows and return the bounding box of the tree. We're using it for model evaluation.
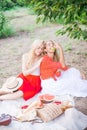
[0,0,15,38]
[26,0,87,40]
[0,0,26,38]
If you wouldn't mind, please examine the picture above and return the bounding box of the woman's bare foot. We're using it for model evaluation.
[81,72,86,80]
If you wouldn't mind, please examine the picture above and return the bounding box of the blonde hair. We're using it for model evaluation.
[46,40,59,62]
[27,39,45,68]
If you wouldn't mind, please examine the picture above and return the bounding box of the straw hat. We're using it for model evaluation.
[2,76,23,92]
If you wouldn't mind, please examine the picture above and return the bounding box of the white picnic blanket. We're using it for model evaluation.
[0,94,87,130]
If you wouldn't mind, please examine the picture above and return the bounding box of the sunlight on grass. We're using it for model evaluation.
[75,51,81,55]
[84,52,87,56]
[19,22,51,33]
[64,43,72,51]
[20,26,35,32]
[4,7,29,19]
[4,7,51,34]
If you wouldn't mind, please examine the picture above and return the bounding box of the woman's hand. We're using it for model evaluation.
[81,72,86,80]
[54,41,62,50]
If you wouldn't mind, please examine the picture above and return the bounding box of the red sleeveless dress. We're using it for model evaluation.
[17,73,42,100]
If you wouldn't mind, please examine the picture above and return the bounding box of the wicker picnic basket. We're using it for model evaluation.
[37,103,63,122]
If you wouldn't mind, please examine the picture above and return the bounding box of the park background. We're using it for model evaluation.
[0,0,87,121]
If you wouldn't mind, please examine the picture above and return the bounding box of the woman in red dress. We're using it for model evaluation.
[0,39,45,100]
[40,40,86,97]
[40,40,68,81]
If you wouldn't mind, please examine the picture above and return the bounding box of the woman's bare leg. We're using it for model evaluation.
[0,90,12,95]
[0,90,23,100]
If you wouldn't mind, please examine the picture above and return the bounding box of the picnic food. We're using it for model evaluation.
[37,103,63,122]
[39,94,55,103]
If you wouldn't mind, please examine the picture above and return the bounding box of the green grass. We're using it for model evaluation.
[18,21,51,33]
[75,51,81,55]
[4,6,50,29]
[64,43,72,52]
[19,25,35,32]
[4,7,30,19]
[1,6,57,38]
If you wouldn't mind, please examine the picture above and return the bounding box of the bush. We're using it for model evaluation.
[16,0,26,6]
[0,11,15,38]
[0,0,26,11]
[0,0,16,10]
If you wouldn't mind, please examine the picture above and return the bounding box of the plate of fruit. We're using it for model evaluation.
[39,94,55,103]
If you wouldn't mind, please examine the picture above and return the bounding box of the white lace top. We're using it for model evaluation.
[22,53,41,76]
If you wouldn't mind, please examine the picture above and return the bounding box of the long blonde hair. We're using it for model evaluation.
[27,39,45,68]
[46,40,59,62]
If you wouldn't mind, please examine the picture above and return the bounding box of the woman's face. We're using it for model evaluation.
[46,41,56,53]
[34,44,45,56]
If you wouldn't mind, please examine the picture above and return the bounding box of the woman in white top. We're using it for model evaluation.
[0,39,45,100]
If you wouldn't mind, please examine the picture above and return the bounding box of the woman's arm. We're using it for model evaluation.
[22,54,42,76]
[55,43,66,67]
[79,70,86,79]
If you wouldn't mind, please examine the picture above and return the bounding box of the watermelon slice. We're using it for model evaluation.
[21,105,29,109]
[39,94,55,103]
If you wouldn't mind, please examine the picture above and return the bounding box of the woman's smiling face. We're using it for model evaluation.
[34,44,45,56]
[46,41,56,53]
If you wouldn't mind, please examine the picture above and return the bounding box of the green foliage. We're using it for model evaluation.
[26,0,87,41]
[56,23,87,40]
[0,0,26,38]
[0,0,16,10]
[64,43,72,52]
[0,11,15,38]
[0,0,26,11]
[13,0,26,6]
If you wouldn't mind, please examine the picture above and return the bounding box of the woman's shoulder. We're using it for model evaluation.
[42,55,52,62]
[37,57,43,64]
